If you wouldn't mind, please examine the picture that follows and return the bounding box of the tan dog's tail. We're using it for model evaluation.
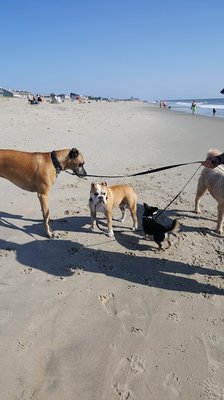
[207,149,222,157]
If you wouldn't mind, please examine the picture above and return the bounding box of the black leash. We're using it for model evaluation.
[86,160,203,179]
[155,164,202,219]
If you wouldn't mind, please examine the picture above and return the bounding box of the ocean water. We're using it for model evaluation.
[162,98,224,119]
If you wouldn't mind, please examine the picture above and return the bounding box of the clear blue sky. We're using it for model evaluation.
[1,0,224,100]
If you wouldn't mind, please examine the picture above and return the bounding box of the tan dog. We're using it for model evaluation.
[0,148,86,237]
[89,182,138,236]
[195,149,224,234]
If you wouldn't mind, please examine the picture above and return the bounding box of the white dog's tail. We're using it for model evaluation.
[207,148,222,157]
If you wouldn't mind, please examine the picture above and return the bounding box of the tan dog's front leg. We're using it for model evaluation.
[106,210,114,237]
[37,192,53,238]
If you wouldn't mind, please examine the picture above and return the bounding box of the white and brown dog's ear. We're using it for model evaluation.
[101,182,107,186]
[91,182,96,190]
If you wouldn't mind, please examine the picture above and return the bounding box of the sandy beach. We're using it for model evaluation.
[0,97,224,399]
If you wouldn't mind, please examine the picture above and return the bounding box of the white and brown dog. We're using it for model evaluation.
[89,182,138,236]
[0,148,86,237]
[195,149,224,234]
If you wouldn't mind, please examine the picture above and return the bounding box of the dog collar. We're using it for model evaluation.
[51,151,62,175]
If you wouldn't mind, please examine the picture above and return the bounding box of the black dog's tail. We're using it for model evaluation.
[166,219,180,234]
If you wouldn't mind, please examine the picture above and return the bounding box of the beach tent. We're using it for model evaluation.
[57,94,65,102]
[70,93,79,101]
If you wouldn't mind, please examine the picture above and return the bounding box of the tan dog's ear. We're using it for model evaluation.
[91,182,95,189]
[68,148,79,158]
[101,182,107,186]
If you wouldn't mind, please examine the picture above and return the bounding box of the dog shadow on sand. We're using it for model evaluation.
[0,212,224,296]
[165,208,222,238]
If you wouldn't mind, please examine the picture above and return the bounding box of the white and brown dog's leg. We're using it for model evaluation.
[194,176,207,214]
[217,203,224,234]
[106,210,114,237]
[119,204,126,222]
[90,205,97,230]
[130,206,138,231]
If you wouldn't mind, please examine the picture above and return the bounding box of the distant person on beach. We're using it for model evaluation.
[213,108,216,116]
[191,100,196,114]
[37,94,43,103]
[28,94,38,105]
[159,100,167,108]
[203,152,224,168]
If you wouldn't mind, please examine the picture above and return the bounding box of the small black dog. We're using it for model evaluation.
[142,203,180,250]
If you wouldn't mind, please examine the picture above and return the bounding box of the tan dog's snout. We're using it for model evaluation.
[68,148,87,177]
[73,164,87,177]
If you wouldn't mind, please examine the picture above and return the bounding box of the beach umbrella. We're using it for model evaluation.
[220,88,224,94]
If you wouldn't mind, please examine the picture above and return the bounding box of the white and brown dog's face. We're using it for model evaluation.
[89,182,108,206]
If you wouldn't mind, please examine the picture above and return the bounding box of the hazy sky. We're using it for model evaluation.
[1,0,223,100]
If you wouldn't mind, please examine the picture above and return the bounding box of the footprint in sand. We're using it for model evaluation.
[203,330,224,365]
[112,382,135,400]
[127,354,145,374]
[167,312,181,323]
[23,267,32,274]
[98,291,117,316]
[163,372,181,397]
[130,327,144,336]
[203,377,224,399]
[20,388,37,400]
[112,355,145,399]
[16,338,33,352]
[25,316,42,336]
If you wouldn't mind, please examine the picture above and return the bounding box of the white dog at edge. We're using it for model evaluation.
[195,149,224,234]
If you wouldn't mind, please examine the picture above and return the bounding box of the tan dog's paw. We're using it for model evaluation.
[107,231,114,237]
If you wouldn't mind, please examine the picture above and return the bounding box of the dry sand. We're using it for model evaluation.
[0,97,224,399]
